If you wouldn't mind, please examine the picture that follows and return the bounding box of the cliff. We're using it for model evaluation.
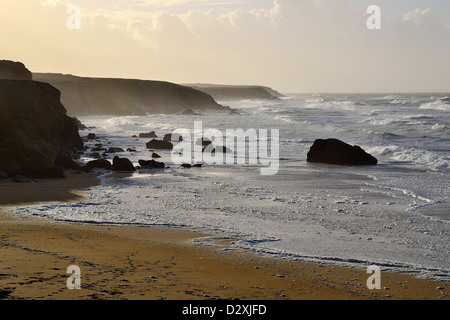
[0,79,84,179]
[187,84,284,101]
[0,60,32,80]
[33,73,229,116]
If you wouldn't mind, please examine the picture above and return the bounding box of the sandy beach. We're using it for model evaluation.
[0,172,448,301]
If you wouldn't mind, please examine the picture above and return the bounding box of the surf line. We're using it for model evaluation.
[171,121,280,176]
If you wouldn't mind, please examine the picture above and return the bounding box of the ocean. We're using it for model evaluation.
[13,93,450,280]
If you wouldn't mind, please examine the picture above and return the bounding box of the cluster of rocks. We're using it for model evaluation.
[80,129,222,173]
[85,156,166,172]
[82,133,379,174]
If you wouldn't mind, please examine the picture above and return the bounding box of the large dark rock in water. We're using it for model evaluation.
[0,80,84,178]
[0,60,32,80]
[307,139,378,165]
[146,139,174,150]
[112,156,135,172]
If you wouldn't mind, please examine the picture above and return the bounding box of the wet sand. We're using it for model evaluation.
[0,172,448,300]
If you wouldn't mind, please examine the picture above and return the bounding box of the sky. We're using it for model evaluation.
[1,0,449,93]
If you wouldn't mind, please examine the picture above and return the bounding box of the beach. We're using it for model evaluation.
[2,0,450,305]
[0,173,448,300]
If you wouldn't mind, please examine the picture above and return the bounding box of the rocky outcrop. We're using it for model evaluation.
[106,147,125,153]
[138,159,165,169]
[146,139,174,150]
[307,139,378,165]
[139,132,158,138]
[86,159,112,170]
[112,156,135,172]
[32,73,230,116]
[188,84,284,101]
[0,60,32,80]
[0,79,84,178]
[73,117,88,130]
[180,108,203,116]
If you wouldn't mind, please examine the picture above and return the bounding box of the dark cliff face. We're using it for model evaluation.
[33,73,229,116]
[0,80,83,178]
[0,60,32,80]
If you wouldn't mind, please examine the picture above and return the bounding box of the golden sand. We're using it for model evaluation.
[0,172,448,300]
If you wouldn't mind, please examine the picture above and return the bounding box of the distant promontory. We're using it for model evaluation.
[33,73,230,116]
[187,84,284,101]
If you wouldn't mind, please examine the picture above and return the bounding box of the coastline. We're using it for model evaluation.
[0,172,448,300]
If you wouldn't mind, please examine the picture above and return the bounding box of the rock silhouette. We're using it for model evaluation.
[146,139,174,150]
[112,156,135,172]
[307,139,378,165]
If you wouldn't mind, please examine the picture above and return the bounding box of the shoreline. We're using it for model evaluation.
[0,172,449,300]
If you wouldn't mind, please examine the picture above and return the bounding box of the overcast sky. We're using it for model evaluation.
[1,0,449,93]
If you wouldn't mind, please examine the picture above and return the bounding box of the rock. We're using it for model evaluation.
[188,84,284,101]
[127,148,137,152]
[138,159,165,169]
[86,159,112,170]
[112,156,135,172]
[180,108,202,116]
[307,139,378,165]
[87,133,96,140]
[229,108,240,115]
[50,164,66,178]
[73,117,88,130]
[181,163,202,169]
[0,79,84,179]
[0,170,8,181]
[106,147,125,153]
[152,153,161,159]
[163,133,183,142]
[55,152,81,170]
[0,60,32,80]
[146,139,174,150]
[91,146,106,152]
[139,132,158,139]
[12,175,36,183]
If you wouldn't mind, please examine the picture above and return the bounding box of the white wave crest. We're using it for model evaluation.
[419,100,450,111]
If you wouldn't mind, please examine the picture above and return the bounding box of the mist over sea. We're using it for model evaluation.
[14,93,450,280]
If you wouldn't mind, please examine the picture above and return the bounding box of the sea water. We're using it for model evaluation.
[13,93,450,280]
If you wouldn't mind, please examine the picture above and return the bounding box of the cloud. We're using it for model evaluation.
[1,0,449,92]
